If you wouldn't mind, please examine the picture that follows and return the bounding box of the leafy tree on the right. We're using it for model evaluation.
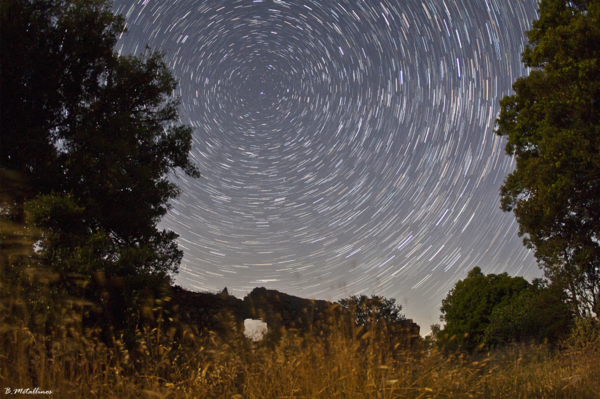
[438,267,530,351]
[438,267,573,352]
[495,0,600,316]
[483,278,573,347]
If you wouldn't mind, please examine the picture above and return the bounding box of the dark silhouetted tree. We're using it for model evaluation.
[1,0,200,334]
[338,294,405,327]
[1,0,200,285]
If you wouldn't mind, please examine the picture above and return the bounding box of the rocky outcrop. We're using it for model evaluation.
[243,287,347,331]
[169,285,420,340]
[169,285,247,333]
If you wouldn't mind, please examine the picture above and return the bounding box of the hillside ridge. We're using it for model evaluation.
[170,285,420,337]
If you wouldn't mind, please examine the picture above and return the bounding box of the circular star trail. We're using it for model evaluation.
[113,0,542,330]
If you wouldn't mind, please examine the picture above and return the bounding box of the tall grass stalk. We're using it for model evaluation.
[1,304,598,398]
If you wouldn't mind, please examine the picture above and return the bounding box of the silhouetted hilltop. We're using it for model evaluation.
[170,285,246,333]
[170,285,420,339]
[244,287,344,331]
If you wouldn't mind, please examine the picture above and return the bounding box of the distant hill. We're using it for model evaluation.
[169,285,420,340]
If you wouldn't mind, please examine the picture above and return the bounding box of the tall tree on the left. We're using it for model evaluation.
[1,0,200,287]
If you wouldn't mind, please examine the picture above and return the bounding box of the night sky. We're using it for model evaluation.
[112,0,542,332]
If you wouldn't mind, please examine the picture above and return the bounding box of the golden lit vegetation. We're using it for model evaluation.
[1,288,599,399]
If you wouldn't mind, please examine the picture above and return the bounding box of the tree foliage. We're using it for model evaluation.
[337,294,405,327]
[439,267,574,351]
[1,0,200,335]
[484,279,574,346]
[439,267,530,351]
[495,0,600,315]
[0,0,200,284]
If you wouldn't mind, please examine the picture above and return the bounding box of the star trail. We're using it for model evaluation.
[113,0,542,330]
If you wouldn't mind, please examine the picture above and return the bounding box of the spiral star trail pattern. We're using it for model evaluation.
[113,0,542,330]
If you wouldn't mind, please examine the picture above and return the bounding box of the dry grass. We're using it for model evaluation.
[1,300,599,399]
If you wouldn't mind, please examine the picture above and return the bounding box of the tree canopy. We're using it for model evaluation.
[495,0,600,315]
[439,267,530,351]
[484,279,573,346]
[337,294,405,328]
[439,267,574,351]
[1,0,200,284]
